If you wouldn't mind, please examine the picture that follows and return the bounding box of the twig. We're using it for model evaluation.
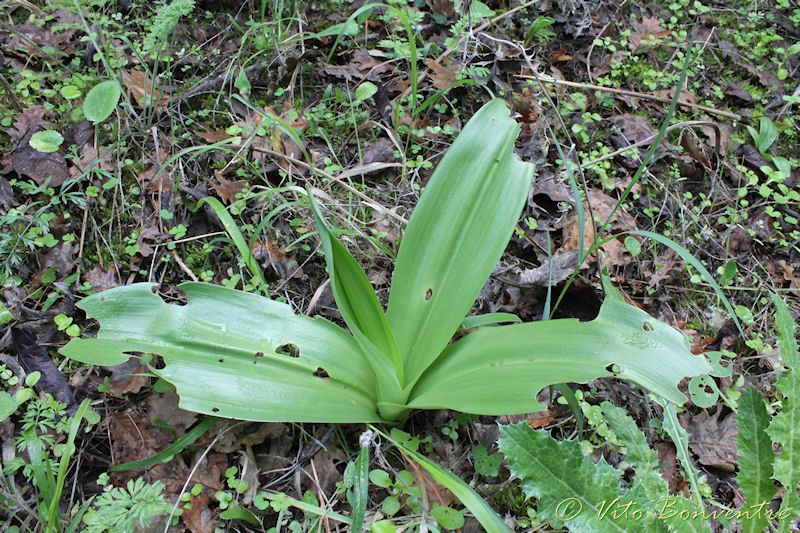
[250,145,408,225]
[516,75,742,121]
[579,120,722,169]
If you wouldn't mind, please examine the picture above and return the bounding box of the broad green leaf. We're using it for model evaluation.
[375,426,512,533]
[83,80,121,124]
[387,99,536,387]
[767,293,800,529]
[408,285,711,413]
[736,387,776,533]
[61,283,380,422]
[29,130,64,153]
[308,192,403,404]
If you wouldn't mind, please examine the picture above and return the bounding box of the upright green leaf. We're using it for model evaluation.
[736,387,776,533]
[409,287,711,413]
[351,445,370,531]
[308,193,404,406]
[767,293,800,530]
[387,99,536,387]
[61,283,380,422]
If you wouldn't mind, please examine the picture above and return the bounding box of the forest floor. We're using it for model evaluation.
[1,0,799,531]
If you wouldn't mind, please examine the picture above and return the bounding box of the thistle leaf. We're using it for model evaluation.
[736,387,776,533]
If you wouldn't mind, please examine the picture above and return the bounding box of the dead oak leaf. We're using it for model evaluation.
[630,16,670,53]
[685,409,738,472]
[121,69,169,109]
[210,170,245,205]
[84,264,119,291]
[9,107,69,186]
[323,48,394,81]
[426,57,458,90]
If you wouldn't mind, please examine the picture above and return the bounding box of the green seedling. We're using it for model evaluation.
[61,99,711,425]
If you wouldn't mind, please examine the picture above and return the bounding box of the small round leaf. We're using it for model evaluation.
[29,130,64,153]
[83,80,121,124]
[60,85,81,99]
[354,81,378,102]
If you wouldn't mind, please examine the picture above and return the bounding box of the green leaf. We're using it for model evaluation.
[29,130,64,153]
[376,426,512,533]
[460,312,521,330]
[430,504,465,529]
[752,117,778,154]
[83,80,121,124]
[661,402,705,510]
[234,69,251,93]
[220,507,260,525]
[60,85,81,99]
[61,283,380,422]
[351,446,369,532]
[387,99,536,388]
[408,284,711,413]
[472,444,501,477]
[0,391,17,422]
[767,293,800,528]
[499,422,628,532]
[736,388,776,533]
[197,197,267,291]
[308,192,403,410]
[354,81,378,102]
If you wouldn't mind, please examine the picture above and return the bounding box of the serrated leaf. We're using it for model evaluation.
[766,293,800,529]
[499,423,633,532]
[736,387,776,533]
[61,283,380,422]
[83,80,121,124]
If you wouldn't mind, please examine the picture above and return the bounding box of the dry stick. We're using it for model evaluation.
[250,145,409,225]
[516,75,742,121]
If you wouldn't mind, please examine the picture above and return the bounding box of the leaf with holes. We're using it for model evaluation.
[62,99,711,425]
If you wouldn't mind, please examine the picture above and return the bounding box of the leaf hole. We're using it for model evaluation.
[255,352,264,358]
[313,367,330,379]
[218,358,224,363]
[276,343,300,358]
[425,288,432,301]
[605,363,623,374]
[212,407,219,413]
[642,321,654,332]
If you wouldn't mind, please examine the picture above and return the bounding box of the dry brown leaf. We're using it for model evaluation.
[685,409,738,472]
[322,48,394,81]
[560,189,638,267]
[182,494,215,533]
[630,16,670,53]
[146,389,198,439]
[100,358,149,395]
[526,408,559,429]
[210,170,245,204]
[84,264,119,291]
[426,57,458,90]
[9,107,69,186]
[196,126,232,143]
[121,69,169,109]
